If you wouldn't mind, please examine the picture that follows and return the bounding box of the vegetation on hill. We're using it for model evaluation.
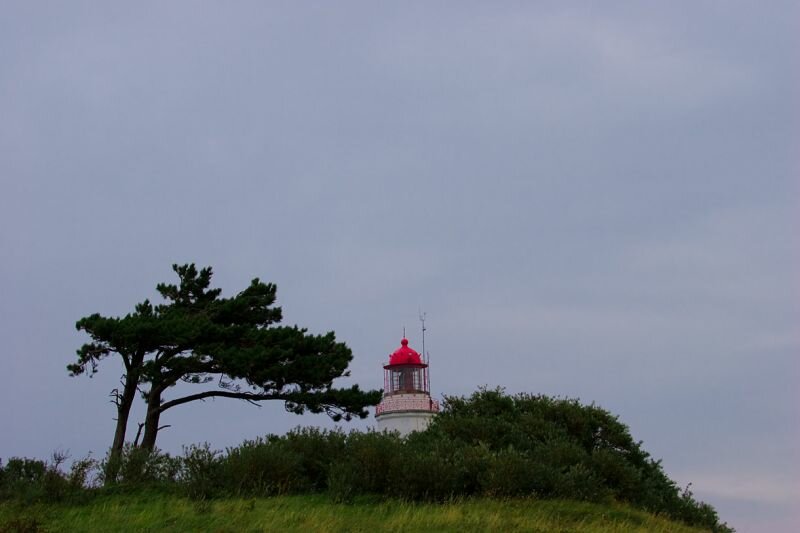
[0,493,713,533]
[0,388,732,532]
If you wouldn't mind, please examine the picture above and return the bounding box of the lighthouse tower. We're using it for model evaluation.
[375,338,439,435]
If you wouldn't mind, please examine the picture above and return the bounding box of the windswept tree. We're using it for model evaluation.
[69,264,381,473]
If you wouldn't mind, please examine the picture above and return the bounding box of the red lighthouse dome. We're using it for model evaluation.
[388,338,423,366]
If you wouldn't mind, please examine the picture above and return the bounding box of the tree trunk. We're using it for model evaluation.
[140,387,163,451]
[111,376,137,452]
[105,366,140,484]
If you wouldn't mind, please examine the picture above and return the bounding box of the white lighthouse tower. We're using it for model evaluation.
[375,337,439,435]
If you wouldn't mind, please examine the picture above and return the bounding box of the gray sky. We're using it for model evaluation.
[1,2,797,531]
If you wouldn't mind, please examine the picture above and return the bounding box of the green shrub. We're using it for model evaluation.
[1,458,47,487]
[180,443,222,500]
[0,457,49,502]
[221,437,305,496]
[387,447,458,502]
[68,455,98,490]
[283,427,346,491]
[534,437,587,471]
[432,387,731,531]
[0,453,94,504]
[326,430,402,501]
[448,443,492,496]
[553,463,611,503]
[98,445,179,488]
[326,459,360,503]
[588,448,641,502]
[480,448,540,497]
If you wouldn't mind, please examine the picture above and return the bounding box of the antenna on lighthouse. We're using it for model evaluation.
[419,309,427,364]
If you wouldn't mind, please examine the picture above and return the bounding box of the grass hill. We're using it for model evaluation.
[1,493,711,532]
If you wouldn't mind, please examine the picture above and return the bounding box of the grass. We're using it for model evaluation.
[0,493,711,532]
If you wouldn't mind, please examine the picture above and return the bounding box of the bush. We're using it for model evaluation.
[480,448,541,497]
[0,452,95,504]
[448,443,492,496]
[588,448,641,501]
[553,463,611,503]
[0,457,49,502]
[68,455,98,490]
[327,430,402,501]
[283,427,346,491]
[431,387,731,531]
[101,445,179,487]
[387,448,458,502]
[326,459,360,503]
[180,443,222,500]
[221,437,305,496]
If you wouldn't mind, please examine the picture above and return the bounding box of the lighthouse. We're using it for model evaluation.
[375,338,439,435]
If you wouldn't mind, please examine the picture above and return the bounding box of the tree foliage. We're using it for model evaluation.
[69,264,381,461]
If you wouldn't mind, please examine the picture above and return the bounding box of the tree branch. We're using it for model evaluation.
[159,390,285,413]
[133,423,144,447]
[109,388,121,408]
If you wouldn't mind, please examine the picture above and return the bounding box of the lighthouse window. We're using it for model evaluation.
[400,369,410,391]
[388,367,428,394]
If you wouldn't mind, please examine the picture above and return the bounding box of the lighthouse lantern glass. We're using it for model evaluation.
[385,366,429,394]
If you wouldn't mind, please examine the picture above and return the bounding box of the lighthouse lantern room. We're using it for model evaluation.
[375,338,439,435]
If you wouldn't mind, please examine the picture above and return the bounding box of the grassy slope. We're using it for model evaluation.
[0,494,710,533]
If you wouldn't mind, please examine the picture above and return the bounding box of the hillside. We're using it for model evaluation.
[0,389,732,531]
[0,493,711,533]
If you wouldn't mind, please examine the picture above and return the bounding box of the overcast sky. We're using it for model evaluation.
[1,2,797,531]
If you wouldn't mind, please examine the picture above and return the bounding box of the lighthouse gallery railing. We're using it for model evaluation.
[375,395,440,416]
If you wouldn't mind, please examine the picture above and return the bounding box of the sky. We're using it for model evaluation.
[0,2,797,531]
